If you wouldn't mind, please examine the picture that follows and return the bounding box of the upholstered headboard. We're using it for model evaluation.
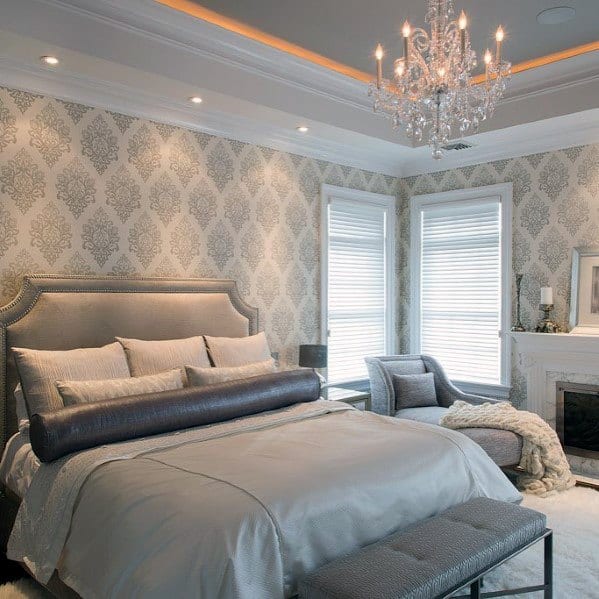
[0,275,259,450]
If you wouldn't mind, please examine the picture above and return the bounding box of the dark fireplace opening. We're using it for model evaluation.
[556,382,599,459]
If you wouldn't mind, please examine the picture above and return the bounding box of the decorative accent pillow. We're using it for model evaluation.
[56,369,184,406]
[204,332,271,367]
[393,372,438,410]
[12,342,131,417]
[116,336,210,376]
[185,359,277,387]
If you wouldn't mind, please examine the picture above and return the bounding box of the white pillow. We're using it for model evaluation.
[204,332,271,367]
[116,336,210,376]
[185,359,276,387]
[56,369,184,406]
[13,342,131,416]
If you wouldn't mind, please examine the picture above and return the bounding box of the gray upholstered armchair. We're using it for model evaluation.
[365,355,522,468]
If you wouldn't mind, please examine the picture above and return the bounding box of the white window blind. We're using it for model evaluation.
[325,192,394,384]
[418,197,502,385]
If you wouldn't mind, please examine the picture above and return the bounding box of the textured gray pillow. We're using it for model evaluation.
[56,369,184,406]
[393,372,438,409]
[204,332,271,367]
[13,342,131,416]
[186,359,276,387]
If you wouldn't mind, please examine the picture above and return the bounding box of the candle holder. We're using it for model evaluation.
[511,273,525,332]
[535,304,560,334]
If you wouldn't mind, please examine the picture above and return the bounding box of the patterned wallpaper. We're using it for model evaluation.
[398,143,599,406]
[0,86,398,367]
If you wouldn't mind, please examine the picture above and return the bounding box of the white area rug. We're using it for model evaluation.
[483,486,599,598]
[0,487,597,598]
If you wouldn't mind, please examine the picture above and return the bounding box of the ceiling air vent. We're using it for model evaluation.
[441,140,475,151]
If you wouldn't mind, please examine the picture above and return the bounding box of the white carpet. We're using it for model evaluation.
[1,486,597,598]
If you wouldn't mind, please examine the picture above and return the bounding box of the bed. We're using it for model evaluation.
[0,275,521,599]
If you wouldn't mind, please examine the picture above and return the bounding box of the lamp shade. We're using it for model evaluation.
[298,344,327,369]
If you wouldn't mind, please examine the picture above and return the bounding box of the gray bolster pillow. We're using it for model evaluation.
[30,369,321,462]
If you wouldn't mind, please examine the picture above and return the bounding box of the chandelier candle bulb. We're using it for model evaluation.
[495,26,504,63]
[458,11,467,59]
[375,43,383,88]
[484,48,492,82]
[402,21,411,66]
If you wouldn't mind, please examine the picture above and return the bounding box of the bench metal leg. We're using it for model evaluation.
[544,532,553,599]
[470,579,481,599]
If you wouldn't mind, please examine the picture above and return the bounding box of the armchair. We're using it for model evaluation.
[365,355,522,468]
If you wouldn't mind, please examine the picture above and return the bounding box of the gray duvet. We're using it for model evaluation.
[9,400,521,598]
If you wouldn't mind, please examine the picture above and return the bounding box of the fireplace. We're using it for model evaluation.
[556,381,599,459]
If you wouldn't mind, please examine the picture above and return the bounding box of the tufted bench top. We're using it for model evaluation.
[298,497,547,599]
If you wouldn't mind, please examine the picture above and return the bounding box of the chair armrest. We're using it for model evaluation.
[454,391,505,406]
[365,357,395,415]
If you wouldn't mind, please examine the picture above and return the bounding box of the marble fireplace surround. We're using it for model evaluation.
[511,332,599,477]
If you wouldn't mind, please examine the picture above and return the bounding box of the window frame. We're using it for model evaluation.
[409,182,513,399]
[320,184,397,386]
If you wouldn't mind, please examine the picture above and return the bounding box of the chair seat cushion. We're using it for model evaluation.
[395,407,522,467]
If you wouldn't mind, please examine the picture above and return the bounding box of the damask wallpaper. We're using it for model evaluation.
[0,86,398,367]
[398,143,599,405]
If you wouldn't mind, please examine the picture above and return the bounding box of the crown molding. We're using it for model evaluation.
[0,56,403,176]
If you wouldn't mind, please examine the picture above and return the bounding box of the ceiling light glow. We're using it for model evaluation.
[40,55,59,65]
[296,126,309,133]
[189,96,203,104]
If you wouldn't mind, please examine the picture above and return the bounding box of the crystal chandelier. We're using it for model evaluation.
[369,0,511,159]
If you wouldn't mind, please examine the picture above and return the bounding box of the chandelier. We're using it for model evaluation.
[369,0,511,159]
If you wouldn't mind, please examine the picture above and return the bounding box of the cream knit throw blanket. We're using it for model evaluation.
[440,400,576,496]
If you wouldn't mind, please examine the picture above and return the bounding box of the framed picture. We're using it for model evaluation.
[570,247,599,334]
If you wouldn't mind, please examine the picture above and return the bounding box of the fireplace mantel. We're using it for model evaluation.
[511,331,599,415]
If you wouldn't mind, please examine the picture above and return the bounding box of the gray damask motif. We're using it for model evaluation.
[30,202,72,265]
[58,100,91,124]
[577,147,599,197]
[228,139,246,157]
[538,227,568,272]
[193,131,212,150]
[108,111,136,134]
[169,132,200,187]
[29,103,71,167]
[56,157,96,218]
[0,98,17,150]
[62,252,94,276]
[149,172,181,225]
[154,122,176,142]
[0,249,41,303]
[189,181,218,229]
[153,256,177,277]
[299,232,318,271]
[170,217,201,268]
[240,229,264,270]
[0,148,46,213]
[298,161,320,201]
[256,195,280,233]
[286,266,307,306]
[224,186,251,232]
[225,259,251,297]
[539,156,569,201]
[105,165,142,223]
[111,255,137,276]
[520,194,549,238]
[206,141,234,192]
[271,156,293,199]
[507,162,532,205]
[128,212,161,268]
[81,115,118,174]
[271,301,293,344]
[256,262,280,307]
[240,149,265,196]
[128,124,161,181]
[207,220,234,270]
[299,304,318,342]
[0,205,18,257]
[557,195,589,236]
[81,207,119,267]
[7,89,41,113]
[285,197,308,236]
[270,230,294,270]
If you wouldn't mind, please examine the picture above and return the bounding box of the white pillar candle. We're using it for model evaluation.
[540,287,553,305]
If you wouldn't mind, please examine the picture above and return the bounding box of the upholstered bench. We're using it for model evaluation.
[298,497,552,599]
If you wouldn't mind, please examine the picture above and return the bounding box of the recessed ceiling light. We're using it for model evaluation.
[537,6,576,25]
[296,126,309,133]
[189,96,203,104]
[40,55,59,66]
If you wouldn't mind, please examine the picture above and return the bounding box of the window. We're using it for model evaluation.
[410,183,512,398]
[321,185,396,385]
